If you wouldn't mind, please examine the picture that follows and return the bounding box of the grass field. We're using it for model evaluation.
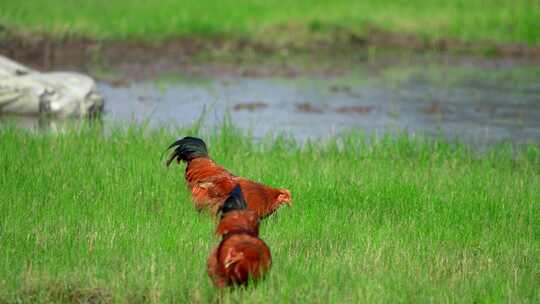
[0,122,539,303]
[1,0,539,46]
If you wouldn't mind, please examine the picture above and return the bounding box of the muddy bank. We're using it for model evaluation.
[2,28,540,82]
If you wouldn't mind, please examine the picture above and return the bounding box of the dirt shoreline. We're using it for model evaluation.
[1,31,540,82]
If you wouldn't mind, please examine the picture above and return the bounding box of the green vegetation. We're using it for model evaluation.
[1,0,539,46]
[0,122,539,303]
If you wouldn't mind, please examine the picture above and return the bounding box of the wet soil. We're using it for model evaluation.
[234,102,268,112]
[296,102,324,114]
[2,30,540,82]
[336,106,374,114]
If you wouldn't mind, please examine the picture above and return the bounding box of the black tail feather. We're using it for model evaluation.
[165,136,208,166]
[220,185,247,217]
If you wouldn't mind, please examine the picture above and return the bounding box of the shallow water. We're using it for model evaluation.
[3,57,540,147]
[99,64,540,146]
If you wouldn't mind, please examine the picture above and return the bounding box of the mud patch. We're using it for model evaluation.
[329,84,352,93]
[0,35,207,72]
[422,102,444,115]
[296,102,324,113]
[336,105,374,114]
[233,102,268,112]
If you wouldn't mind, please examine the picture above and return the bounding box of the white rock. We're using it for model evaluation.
[0,55,104,117]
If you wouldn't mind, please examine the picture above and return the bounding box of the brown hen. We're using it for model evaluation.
[207,185,272,287]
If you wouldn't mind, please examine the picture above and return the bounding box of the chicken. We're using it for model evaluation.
[166,136,291,217]
[207,185,271,287]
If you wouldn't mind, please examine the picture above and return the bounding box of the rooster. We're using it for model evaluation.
[207,185,271,287]
[166,136,291,217]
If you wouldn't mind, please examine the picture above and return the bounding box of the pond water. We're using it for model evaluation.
[102,64,540,147]
[2,54,540,147]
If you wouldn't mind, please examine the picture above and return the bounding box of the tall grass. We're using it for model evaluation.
[0,122,539,303]
[0,0,539,45]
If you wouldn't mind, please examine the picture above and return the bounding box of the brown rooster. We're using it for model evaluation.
[166,136,291,217]
[207,185,271,287]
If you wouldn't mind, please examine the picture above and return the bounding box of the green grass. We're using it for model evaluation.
[0,122,539,303]
[1,0,539,46]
